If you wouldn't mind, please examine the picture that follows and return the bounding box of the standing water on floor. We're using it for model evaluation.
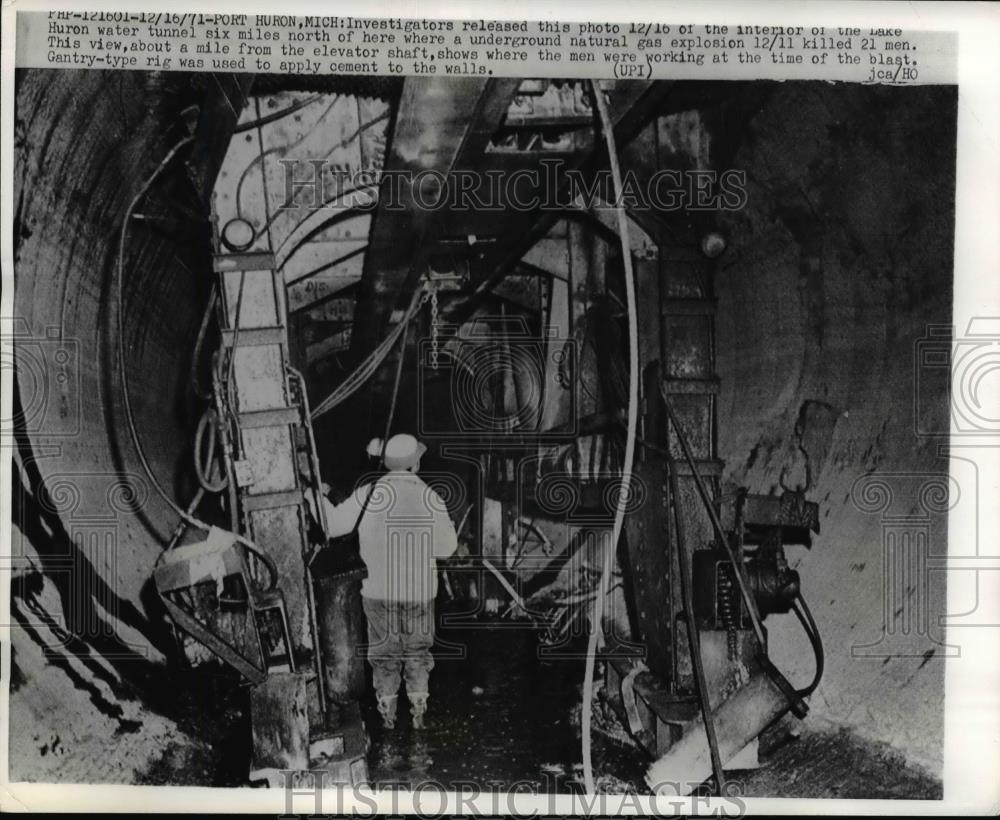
[364,615,611,793]
[133,604,942,798]
[134,605,642,790]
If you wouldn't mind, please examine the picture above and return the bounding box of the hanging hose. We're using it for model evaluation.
[668,455,728,794]
[116,135,200,527]
[577,90,770,793]
[193,408,228,493]
[114,136,272,587]
[305,296,412,566]
[311,285,426,420]
[226,269,247,407]
[792,593,825,698]
[381,313,410,449]
[190,285,218,400]
[211,349,242,534]
[581,80,640,795]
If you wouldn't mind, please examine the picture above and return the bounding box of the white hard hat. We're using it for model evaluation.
[383,433,427,470]
[366,437,383,458]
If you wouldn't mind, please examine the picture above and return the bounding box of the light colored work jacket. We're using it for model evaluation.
[324,470,458,602]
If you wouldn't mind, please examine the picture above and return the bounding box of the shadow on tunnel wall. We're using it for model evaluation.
[9,379,173,727]
[7,71,252,752]
[10,68,253,617]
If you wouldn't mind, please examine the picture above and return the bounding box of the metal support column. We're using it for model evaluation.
[214,250,312,656]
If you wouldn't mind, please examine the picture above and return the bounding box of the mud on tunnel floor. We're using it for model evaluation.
[127,614,941,799]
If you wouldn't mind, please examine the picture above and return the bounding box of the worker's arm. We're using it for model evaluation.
[430,489,459,559]
[322,485,367,538]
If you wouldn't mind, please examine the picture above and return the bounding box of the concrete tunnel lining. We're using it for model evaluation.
[12,70,227,632]
[715,83,956,771]
[9,72,955,786]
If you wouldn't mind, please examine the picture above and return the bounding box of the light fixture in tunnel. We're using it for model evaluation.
[700,231,727,259]
[221,217,256,252]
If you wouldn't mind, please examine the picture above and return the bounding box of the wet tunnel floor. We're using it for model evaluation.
[364,622,595,792]
[136,621,942,799]
[359,622,942,800]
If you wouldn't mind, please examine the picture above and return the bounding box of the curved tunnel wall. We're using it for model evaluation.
[10,75,955,778]
[13,69,226,647]
[715,83,957,771]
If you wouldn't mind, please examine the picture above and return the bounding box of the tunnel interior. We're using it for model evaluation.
[9,70,954,794]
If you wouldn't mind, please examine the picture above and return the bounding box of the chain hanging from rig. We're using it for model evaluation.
[429,284,440,371]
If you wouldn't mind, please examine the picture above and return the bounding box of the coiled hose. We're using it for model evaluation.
[193,408,228,493]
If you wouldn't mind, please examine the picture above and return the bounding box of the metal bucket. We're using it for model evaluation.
[311,548,367,724]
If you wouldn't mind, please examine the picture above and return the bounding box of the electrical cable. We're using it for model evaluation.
[668,453,728,794]
[233,534,280,592]
[586,122,780,795]
[193,409,229,493]
[116,135,199,527]
[581,80,640,796]
[233,93,323,133]
[274,185,375,270]
[792,593,825,698]
[166,442,227,552]
[311,286,425,419]
[166,488,206,553]
[658,389,824,758]
[190,284,217,400]
[237,99,388,241]
[235,94,340,219]
[305,300,410,566]
[225,269,247,419]
[114,136,274,589]
[660,399,825,682]
[637,422,812,697]
[659,384,769,650]
[381,312,410,448]
[210,349,242,534]
[254,95,277,253]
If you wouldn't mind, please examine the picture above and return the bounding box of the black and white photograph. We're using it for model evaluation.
[2,3,999,815]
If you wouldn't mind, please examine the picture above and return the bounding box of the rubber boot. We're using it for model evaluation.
[376,694,398,730]
[409,692,429,729]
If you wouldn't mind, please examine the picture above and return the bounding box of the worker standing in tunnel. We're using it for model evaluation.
[320,433,458,730]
